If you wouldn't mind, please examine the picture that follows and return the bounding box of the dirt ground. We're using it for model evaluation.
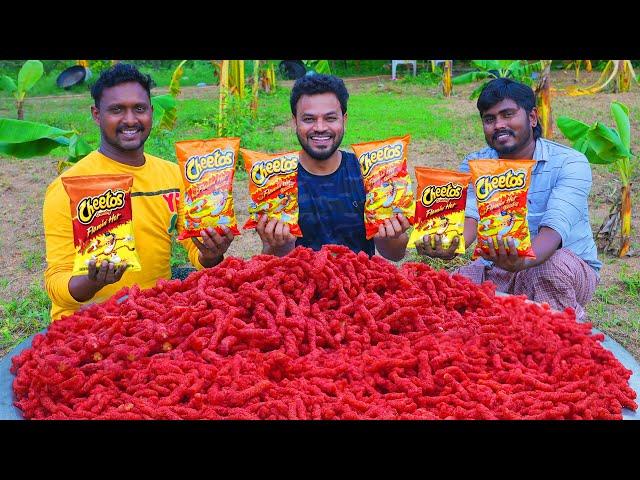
[1,70,639,360]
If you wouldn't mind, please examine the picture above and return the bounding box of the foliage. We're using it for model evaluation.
[0,281,51,357]
[0,60,44,119]
[566,60,639,96]
[158,60,187,130]
[557,101,637,256]
[303,60,331,75]
[452,60,544,99]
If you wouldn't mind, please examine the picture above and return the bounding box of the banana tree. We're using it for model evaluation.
[157,60,187,130]
[0,118,93,173]
[260,60,277,93]
[534,60,553,139]
[303,60,331,75]
[566,60,638,96]
[557,101,637,257]
[215,60,248,136]
[442,60,453,97]
[0,60,44,120]
[452,60,545,99]
[564,60,593,82]
[250,60,261,118]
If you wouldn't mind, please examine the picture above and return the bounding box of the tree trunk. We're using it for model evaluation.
[250,60,260,118]
[535,61,553,139]
[442,61,452,97]
[618,183,632,257]
[218,60,229,137]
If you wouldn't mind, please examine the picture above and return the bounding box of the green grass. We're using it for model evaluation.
[22,250,45,271]
[0,278,9,289]
[0,281,51,356]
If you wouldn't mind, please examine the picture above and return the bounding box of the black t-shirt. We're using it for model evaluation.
[295,150,375,256]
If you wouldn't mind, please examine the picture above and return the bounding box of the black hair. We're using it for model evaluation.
[290,74,349,116]
[91,63,155,107]
[476,78,543,140]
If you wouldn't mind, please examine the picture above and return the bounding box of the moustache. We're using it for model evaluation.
[493,130,515,141]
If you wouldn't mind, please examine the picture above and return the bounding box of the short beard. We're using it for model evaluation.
[297,131,343,161]
[488,128,532,155]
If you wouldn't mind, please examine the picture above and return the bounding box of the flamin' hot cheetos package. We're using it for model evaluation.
[407,167,471,254]
[175,137,241,239]
[351,135,415,239]
[241,148,302,237]
[61,174,142,275]
[468,159,536,259]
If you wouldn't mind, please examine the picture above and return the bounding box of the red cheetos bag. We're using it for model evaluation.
[351,135,415,239]
[468,159,536,259]
[241,148,302,237]
[62,174,142,275]
[175,137,241,239]
[407,167,471,254]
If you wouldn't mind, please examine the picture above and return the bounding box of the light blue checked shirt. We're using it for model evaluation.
[460,138,602,273]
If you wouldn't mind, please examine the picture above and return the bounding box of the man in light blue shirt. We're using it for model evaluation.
[416,78,600,321]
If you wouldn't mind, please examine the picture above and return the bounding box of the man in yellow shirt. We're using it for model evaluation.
[43,64,234,321]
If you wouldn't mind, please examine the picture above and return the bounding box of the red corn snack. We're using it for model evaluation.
[11,246,636,420]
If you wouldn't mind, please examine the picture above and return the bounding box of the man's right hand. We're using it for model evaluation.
[69,259,128,303]
[256,214,296,256]
[415,234,459,260]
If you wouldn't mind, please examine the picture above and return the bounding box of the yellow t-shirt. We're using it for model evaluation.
[43,150,203,321]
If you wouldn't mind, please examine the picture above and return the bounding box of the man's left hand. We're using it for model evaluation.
[373,213,411,239]
[480,235,531,272]
[192,226,234,267]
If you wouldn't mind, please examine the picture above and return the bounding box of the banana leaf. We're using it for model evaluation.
[471,60,502,71]
[587,122,631,160]
[0,118,72,158]
[452,71,491,85]
[67,133,93,164]
[470,81,490,99]
[557,116,590,141]
[610,101,630,151]
[16,60,44,100]
[0,75,17,94]
[574,135,609,165]
[304,60,331,75]
[151,94,177,127]
[168,60,188,97]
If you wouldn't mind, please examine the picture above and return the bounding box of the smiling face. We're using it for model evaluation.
[293,92,346,161]
[480,98,537,157]
[91,81,152,154]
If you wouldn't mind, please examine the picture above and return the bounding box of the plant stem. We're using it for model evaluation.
[618,183,632,257]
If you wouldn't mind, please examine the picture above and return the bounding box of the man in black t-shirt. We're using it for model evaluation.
[256,74,410,261]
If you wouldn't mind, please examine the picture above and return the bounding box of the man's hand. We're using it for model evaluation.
[479,235,530,272]
[69,259,128,303]
[416,234,460,260]
[256,214,296,256]
[373,213,411,262]
[373,213,411,240]
[192,226,234,267]
[88,258,128,288]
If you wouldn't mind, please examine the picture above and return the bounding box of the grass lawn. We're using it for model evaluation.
[1,68,639,361]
